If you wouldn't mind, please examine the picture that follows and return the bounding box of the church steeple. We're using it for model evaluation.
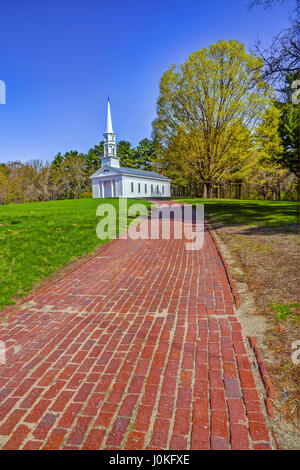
[106,98,113,133]
[102,98,120,168]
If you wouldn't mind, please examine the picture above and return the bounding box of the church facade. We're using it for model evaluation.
[91,100,171,198]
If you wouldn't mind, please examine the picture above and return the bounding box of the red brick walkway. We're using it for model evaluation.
[0,204,272,450]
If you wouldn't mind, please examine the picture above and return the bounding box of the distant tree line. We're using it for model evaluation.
[0,138,158,204]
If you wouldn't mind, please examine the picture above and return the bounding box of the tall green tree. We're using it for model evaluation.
[117,140,139,168]
[135,138,157,171]
[153,40,278,197]
[51,151,87,199]
[274,73,299,177]
[85,141,104,175]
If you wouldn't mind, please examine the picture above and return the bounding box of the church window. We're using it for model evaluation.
[157,185,159,193]
[151,184,153,194]
[131,182,134,192]
[138,183,140,193]
[162,185,164,194]
[145,184,147,193]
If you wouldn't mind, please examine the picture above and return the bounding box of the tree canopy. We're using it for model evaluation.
[153,40,281,197]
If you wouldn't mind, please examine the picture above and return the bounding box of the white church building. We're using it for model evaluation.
[91,100,171,198]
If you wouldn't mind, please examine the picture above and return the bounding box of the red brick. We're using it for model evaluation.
[43,428,67,450]
[227,398,247,424]
[94,411,114,428]
[19,387,43,409]
[0,409,26,435]
[58,403,82,428]
[43,380,66,399]
[3,424,31,450]
[253,442,272,450]
[173,409,191,435]
[24,398,51,423]
[66,372,86,390]
[82,393,105,416]
[51,390,74,412]
[230,424,249,450]
[119,394,138,417]
[239,370,256,389]
[128,375,144,393]
[149,418,170,448]
[191,421,209,450]
[83,429,106,450]
[66,416,92,445]
[142,384,158,406]
[0,398,18,421]
[193,399,209,420]
[107,382,126,403]
[211,436,230,450]
[161,376,177,395]
[180,370,193,388]
[264,397,274,418]
[124,431,146,450]
[249,421,270,442]
[194,380,208,399]
[73,382,94,402]
[133,405,152,432]
[211,410,229,439]
[210,389,226,410]
[157,395,174,419]
[106,417,130,446]
[12,378,36,397]
[147,368,162,385]
[33,413,57,440]
[22,440,43,450]
[169,434,187,450]
[177,387,192,410]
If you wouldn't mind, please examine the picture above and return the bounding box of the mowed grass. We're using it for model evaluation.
[0,198,151,311]
[175,198,299,228]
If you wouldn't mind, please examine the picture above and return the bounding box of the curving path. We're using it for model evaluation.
[0,203,272,450]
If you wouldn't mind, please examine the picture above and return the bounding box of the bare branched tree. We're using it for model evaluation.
[249,0,287,9]
[249,0,300,88]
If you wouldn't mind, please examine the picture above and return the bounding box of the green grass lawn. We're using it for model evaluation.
[0,197,151,311]
[175,198,299,228]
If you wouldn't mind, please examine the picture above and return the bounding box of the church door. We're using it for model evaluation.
[103,180,112,197]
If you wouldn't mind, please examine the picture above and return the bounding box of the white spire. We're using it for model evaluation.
[106,98,113,133]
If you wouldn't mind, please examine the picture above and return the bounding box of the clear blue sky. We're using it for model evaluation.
[0,0,291,163]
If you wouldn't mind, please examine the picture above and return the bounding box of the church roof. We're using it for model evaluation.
[91,165,170,181]
[118,167,170,180]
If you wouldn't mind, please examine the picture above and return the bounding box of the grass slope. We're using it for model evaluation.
[175,198,299,227]
[0,197,150,311]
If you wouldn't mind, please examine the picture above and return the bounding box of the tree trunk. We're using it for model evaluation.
[203,183,210,198]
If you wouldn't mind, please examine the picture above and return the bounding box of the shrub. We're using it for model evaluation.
[79,191,92,199]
